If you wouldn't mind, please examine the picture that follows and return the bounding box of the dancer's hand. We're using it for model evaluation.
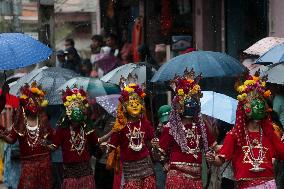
[100,142,108,151]
[206,151,216,164]
[151,138,159,147]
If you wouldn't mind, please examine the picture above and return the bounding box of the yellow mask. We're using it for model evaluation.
[125,94,143,117]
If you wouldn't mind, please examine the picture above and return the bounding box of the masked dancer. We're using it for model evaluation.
[0,81,52,189]
[206,72,284,189]
[50,86,98,189]
[153,68,217,189]
[107,75,156,189]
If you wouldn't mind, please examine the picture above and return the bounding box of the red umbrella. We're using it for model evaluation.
[0,89,19,108]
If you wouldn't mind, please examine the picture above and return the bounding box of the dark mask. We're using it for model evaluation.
[70,107,85,123]
[182,98,199,118]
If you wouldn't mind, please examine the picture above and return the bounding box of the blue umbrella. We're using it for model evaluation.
[256,43,284,65]
[0,33,52,70]
[201,91,238,124]
[151,51,246,82]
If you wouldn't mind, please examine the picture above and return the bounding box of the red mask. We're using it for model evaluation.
[23,98,40,115]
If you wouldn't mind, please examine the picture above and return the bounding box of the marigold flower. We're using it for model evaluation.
[263,90,271,98]
[252,76,259,82]
[178,89,184,96]
[20,95,28,99]
[237,93,247,101]
[237,85,246,93]
[66,96,72,101]
[31,87,38,93]
[187,79,194,84]
[41,100,48,107]
[244,80,255,86]
[124,86,134,93]
[64,101,70,107]
[71,94,77,99]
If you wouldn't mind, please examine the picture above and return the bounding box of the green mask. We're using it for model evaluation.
[250,99,266,120]
[70,107,85,123]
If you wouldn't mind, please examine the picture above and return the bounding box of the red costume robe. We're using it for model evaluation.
[220,116,284,189]
[8,119,53,189]
[108,118,156,189]
[159,123,216,189]
[53,125,98,189]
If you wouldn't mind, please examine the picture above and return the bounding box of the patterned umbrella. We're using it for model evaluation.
[10,67,79,105]
[0,33,52,70]
[95,94,120,117]
[57,77,121,99]
[244,37,284,56]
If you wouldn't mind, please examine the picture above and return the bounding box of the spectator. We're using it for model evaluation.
[63,47,81,74]
[105,33,119,57]
[94,46,120,76]
[92,107,114,189]
[80,59,92,77]
[56,50,65,68]
[3,141,21,189]
[154,105,171,189]
[138,44,158,69]
[90,35,104,64]
[154,44,167,67]
[120,29,133,65]
[64,38,75,49]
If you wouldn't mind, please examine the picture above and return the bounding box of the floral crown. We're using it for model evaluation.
[236,71,271,102]
[19,81,48,107]
[118,74,146,102]
[61,86,89,109]
[170,68,202,99]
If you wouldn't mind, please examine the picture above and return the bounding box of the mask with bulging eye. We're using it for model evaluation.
[24,98,40,115]
[181,97,199,118]
[244,99,266,120]
[124,93,144,118]
[66,100,86,123]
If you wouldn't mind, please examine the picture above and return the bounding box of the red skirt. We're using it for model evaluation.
[62,175,95,189]
[166,169,202,189]
[124,175,156,189]
[18,154,52,189]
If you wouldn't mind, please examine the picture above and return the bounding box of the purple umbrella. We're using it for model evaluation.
[95,94,120,117]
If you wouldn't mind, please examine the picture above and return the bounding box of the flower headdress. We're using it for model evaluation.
[236,71,271,102]
[170,68,202,112]
[168,68,209,153]
[231,71,274,146]
[61,86,89,116]
[118,74,146,103]
[19,81,48,107]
